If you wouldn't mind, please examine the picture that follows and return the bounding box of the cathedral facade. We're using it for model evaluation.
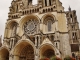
[0,0,80,60]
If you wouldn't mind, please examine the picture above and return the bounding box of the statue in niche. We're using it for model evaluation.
[11,24,17,37]
[10,1,16,13]
[10,1,19,13]
[19,2,24,10]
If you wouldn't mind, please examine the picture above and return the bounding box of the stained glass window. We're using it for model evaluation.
[47,20,52,31]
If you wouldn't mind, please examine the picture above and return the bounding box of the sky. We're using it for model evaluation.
[0,0,80,38]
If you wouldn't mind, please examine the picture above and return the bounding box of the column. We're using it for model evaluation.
[47,0,49,6]
[55,20,58,31]
[4,28,8,38]
[9,54,14,60]
[10,40,12,49]
[35,48,39,60]
[35,36,37,47]
[13,39,15,47]
[44,0,45,7]
[38,36,41,47]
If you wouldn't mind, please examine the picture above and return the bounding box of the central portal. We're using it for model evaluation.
[20,45,34,60]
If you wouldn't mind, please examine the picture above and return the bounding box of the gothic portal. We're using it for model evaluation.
[0,0,80,60]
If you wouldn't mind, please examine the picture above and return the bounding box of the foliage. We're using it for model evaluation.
[56,56,62,60]
[40,56,62,60]
[50,56,62,60]
[64,56,71,60]
[50,56,56,60]
[64,56,75,60]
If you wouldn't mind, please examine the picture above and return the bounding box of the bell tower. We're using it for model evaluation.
[66,7,79,43]
[66,7,80,58]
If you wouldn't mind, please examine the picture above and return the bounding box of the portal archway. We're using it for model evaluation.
[13,40,35,60]
[43,49,55,58]
[20,45,34,60]
[0,48,9,60]
[40,44,55,59]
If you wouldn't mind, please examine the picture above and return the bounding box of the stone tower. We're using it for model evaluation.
[1,0,80,60]
[66,7,80,59]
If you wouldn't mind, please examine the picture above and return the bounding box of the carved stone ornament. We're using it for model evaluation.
[24,19,38,35]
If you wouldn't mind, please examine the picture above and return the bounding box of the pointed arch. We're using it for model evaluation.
[19,15,40,35]
[41,13,56,23]
[0,47,9,60]
[41,14,56,32]
[5,20,18,38]
[39,43,56,59]
[12,39,36,56]
[19,15,40,26]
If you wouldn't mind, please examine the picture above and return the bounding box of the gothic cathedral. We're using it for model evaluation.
[0,0,80,60]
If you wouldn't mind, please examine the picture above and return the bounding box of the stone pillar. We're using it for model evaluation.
[55,20,58,31]
[40,23,43,32]
[47,0,49,6]
[16,25,19,34]
[35,35,41,60]
[13,39,15,47]
[9,54,14,60]
[10,40,12,49]
[43,0,45,7]
[10,38,16,49]
[38,36,41,47]
[35,36,37,47]
[4,28,8,38]
[35,49,39,60]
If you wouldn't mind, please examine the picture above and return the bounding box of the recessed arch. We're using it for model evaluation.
[6,20,18,29]
[20,45,34,60]
[19,15,40,26]
[13,39,36,56]
[19,15,40,35]
[42,14,56,32]
[39,43,56,59]
[0,47,9,60]
[5,20,18,38]
[41,14,56,23]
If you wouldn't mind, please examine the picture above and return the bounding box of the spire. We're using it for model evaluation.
[68,6,71,12]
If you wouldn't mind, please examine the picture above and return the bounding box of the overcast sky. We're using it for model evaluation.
[0,0,80,38]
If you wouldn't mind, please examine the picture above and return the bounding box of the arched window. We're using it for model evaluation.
[44,16,54,32]
[11,23,17,37]
[47,20,52,31]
